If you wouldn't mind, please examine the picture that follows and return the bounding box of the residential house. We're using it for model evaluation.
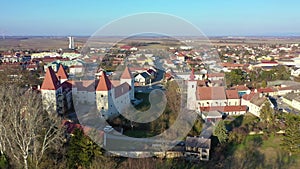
[241,92,270,117]
[134,72,151,86]
[185,137,211,161]
[282,92,300,111]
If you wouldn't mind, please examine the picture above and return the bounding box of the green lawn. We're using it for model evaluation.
[123,130,155,138]
[134,92,150,110]
[229,134,300,168]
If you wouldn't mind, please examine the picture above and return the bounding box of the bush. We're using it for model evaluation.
[0,154,9,169]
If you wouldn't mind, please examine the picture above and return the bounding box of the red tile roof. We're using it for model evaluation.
[225,89,239,99]
[197,87,226,100]
[120,45,132,50]
[207,73,225,78]
[56,64,68,80]
[41,67,60,90]
[257,87,276,93]
[221,63,244,68]
[96,71,113,91]
[120,66,132,79]
[231,85,249,91]
[200,105,247,112]
[242,92,256,101]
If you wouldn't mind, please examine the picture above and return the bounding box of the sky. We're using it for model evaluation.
[1,0,300,36]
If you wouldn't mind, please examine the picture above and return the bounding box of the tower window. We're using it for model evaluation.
[101,95,104,97]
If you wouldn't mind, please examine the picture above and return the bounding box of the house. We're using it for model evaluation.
[134,72,151,86]
[241,92,269,117]
[197,87,227,107]
[225,89,240,106]
[277,85,300,96]
[282,92,300,111]
[200,110,223,123]
[185,137,211,161]
[200,106,247,116]
[291,68,300,77]
[69,65,84,75]
[207,73,225,81]
[257,87,278,97]
[187,75,245,116]
[230,85,250,97]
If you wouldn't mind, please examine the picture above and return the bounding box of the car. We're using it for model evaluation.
[103,125,113,133]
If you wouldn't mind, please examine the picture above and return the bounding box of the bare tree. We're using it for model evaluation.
[0,85,64,169]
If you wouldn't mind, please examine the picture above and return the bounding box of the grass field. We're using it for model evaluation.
[228,134,300,168]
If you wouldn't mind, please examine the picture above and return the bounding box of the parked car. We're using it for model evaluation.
[104,125,113,133]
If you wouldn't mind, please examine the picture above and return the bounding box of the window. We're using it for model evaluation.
[101,107,104,110]
[192,85,194,88]
[101,95,104,97]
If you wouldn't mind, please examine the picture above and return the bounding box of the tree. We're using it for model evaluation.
[0,85,64,169]
[259,101,275,129]
[261,80,267,88]
[281,114,300,156]
[213,120,228,144]
[67,128,102,169]
[225,69,246,87]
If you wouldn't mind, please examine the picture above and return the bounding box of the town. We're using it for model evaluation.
[0,35,300,168]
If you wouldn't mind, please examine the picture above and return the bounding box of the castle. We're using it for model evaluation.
[40,64,134,119]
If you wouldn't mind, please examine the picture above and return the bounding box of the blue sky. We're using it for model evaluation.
[1,0,300,36]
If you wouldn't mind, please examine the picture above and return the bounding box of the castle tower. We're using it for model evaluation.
[96,71,115,118]
[120,66,134,100]
[41,66,62,114]
[187,69,197,110]
[56,64,68,83]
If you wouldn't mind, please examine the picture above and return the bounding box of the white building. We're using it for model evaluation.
[41,65,134,119]
[68,36,75,49]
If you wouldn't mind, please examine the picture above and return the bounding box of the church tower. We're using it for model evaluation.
[187,68,197,110]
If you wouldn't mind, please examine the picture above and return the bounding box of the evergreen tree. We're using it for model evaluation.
[259,101,275,129]
[213,120,228,144]
[67,128,101,169]
[281,114,300,156]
